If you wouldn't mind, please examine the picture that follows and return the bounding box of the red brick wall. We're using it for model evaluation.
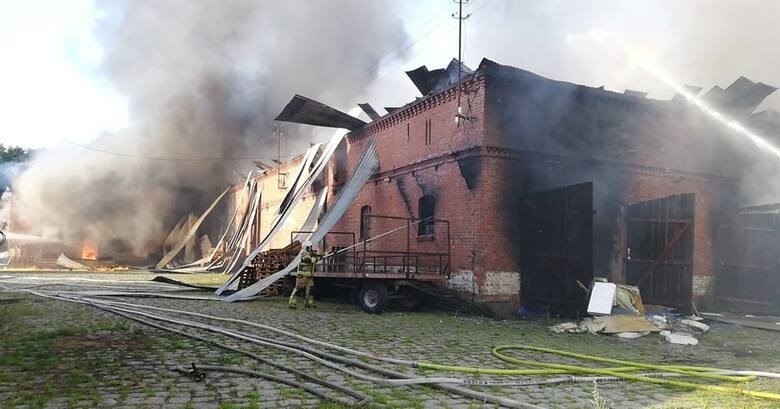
[330,77,488,268]
[244,69,748,305]
[248,155,320,251]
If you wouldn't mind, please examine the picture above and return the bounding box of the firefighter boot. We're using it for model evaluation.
[288,288,299,309]
[305,296,316,309]
[304,286,315,309]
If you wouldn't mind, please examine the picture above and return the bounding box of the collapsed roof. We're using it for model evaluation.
[275,94,366,130]
[406,58,474,96]
[702,76,777,115]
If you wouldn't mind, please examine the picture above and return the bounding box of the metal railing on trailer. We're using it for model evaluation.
[290,215,451,280]
[289,216,452,313]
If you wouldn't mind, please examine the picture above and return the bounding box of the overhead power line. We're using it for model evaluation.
[58,140,296,162]
[60,1,501,162]
[370,0,500,86]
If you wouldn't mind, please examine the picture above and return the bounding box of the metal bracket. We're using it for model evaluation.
[188,362,206,382]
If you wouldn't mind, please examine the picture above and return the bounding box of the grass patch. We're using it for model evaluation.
[0,301,154,409]
[170,335,187,349]
[280,387,307,400]
[648,378,780,408]
[315,403,351,409]
[0,302,37,329]
[217,352,241,365]
[243,390,261,409]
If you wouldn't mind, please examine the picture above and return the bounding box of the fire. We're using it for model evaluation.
[81,240,98,260]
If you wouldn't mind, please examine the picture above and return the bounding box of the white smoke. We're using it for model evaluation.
[10,0,408,260]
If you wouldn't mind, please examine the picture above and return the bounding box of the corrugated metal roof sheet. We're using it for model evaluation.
[358,103,381,121]
[704,77,777,115]
[275,94,366,131]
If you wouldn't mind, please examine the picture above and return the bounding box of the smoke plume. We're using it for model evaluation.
[465,0,780,110]
[463,0,780,205]
[8,0,407,260]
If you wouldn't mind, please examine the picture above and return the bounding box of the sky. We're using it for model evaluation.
[1,0,778,149]
[0,0,127,148]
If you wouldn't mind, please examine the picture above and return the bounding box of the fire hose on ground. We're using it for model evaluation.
[54,292,780,402]
[420,345,780,400]
[0,287,368,406]
[24,290,538,408]
[5,286,780,405]
[65,294,780,390]
[87,302,371,406]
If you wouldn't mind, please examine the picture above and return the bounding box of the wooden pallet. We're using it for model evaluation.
[237,241,301,295]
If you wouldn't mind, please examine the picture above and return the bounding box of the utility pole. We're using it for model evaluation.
[273,122,286,189]
[453,0,470,126]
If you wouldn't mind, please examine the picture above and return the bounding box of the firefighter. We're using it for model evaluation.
[288,241,320,309]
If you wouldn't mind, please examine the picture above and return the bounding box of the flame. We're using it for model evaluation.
[81,240,98,260]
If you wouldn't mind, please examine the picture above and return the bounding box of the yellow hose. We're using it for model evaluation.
[417,344,780,401]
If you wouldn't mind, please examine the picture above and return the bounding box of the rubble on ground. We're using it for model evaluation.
[548,278,714,345]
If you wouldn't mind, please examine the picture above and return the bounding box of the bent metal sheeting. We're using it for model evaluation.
[214,128,348,295]
[156,186,231,269]
[222,137,379,302]
[275,94,366,131]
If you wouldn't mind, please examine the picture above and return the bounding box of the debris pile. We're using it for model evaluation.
[148,95,379,303]
[237,241,301,295]
[550,277,711,345]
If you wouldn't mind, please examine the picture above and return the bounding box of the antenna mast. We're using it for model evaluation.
[453,0,470,125]
[274,122,286,189]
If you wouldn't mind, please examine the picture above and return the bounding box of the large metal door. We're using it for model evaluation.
[626,193,694,311]
[519,182,593,314]
[715,211,780,314]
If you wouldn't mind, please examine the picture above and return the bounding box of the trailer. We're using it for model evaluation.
[237,214,451,314]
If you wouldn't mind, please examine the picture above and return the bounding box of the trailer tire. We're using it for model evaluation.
[358,282,388,314]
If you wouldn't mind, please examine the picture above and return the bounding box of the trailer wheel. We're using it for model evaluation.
[358,282,388,314]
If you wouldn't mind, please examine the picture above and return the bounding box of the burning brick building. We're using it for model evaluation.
[248,58,780,315]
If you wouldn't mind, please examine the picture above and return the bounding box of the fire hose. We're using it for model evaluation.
[7,287,780,405]
[28,291,537,408]
[56,294,780,402]
[16,290,369,406]
[172,364,363,404]
[420,345,780,400]
[88,303,371,406]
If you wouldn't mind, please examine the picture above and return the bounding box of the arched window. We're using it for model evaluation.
[418,195,435,236]
[360,205,372,241]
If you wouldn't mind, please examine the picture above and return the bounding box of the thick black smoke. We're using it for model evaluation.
[10,0,408,260]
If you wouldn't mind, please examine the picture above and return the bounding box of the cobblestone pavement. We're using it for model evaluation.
[1,272,779,408]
